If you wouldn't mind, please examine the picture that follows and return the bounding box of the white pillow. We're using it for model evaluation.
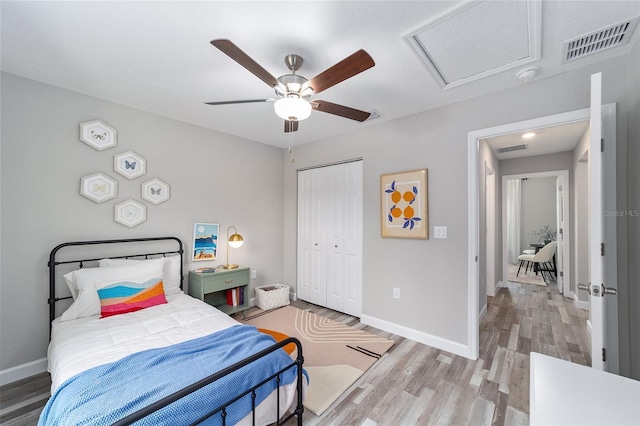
[98,255,183,295]
[60,260,164,321]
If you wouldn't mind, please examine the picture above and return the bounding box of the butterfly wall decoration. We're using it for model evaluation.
[141,178,170,205]
[114,151,145,179]
[80,172,118,203]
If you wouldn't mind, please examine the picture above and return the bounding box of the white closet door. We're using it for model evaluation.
[296,170,312,302]
[308,168,327,306]
[342,161,363,317]
[297,161,362,316]
[326,164,346,313]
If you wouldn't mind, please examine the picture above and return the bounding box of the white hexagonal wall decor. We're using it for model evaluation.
[141,178,170,205]
[114,199,147,228]
[79,119,118,151]
[114,151,146,180]
[80,172,118,203]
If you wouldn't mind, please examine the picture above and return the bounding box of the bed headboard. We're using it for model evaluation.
[48,236,184,327]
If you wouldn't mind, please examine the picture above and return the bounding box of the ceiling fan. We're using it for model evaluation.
[206,39,375,133]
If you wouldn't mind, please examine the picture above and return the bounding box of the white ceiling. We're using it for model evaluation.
[483,120,589,160]
[1,1,639,149]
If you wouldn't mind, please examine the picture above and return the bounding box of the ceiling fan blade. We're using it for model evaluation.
[284,120,299,133]
[205,99,274,106]
[211,39,278,88]
[312,100,371,122]
[308,50,375,95]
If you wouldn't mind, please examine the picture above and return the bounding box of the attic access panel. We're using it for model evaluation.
[405,0,541,90]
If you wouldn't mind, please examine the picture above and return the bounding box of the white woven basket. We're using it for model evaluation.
[255,284,290,310]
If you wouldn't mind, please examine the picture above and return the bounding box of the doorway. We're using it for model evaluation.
[467,104,618,369]
[501,170,570,296]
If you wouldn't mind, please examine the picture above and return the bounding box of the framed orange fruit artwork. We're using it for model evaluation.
[380,168,428,239]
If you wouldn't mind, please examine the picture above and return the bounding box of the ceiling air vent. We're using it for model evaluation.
[497,144,527,154]
[365,109,382,121]
[563,17,639,62]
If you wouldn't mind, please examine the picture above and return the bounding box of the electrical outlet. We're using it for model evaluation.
[251,270,257,279]
[393,287,400,299]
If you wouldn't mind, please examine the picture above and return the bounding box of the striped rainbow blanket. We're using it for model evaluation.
[38,325,303,425]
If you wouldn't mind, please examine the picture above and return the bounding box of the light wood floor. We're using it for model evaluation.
[0,281,590,425]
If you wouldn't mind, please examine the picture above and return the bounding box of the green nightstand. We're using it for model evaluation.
[188,267,250,315]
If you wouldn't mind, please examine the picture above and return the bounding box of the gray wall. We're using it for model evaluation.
[520,177,557,251]
[282,56,631,352]
[0,73,285,372]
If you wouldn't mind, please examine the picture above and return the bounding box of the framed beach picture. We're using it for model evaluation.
[192,223,219,261]
[380,168,429,239]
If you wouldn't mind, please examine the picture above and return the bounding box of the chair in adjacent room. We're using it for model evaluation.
[517,241,557,279]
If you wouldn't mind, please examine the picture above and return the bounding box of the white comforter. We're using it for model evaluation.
[47,294,303,425]
[49,293,239,392]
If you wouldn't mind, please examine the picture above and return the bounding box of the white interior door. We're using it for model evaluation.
[555,175,564,294]
[588,72,606,370]
[326,165,345,312]
[341,161,363,316]
[309,168,328,306]
[297,162,363,316]
[297,170,312,302]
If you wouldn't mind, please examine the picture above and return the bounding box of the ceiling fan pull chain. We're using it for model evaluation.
[289,132,294,163]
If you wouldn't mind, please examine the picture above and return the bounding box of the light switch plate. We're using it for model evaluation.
[434,226,447,239]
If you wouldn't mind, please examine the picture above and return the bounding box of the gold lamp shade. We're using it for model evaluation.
[224,226,244,269]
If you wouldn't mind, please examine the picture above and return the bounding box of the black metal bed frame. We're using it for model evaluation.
[47,236,304,425]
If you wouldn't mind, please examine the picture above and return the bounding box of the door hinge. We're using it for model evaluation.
[601,242,605,256]
[559,271,564,277]
[559,228,563,240]
[475,256,478,262]
[601,138,604,152]
[602,348,606,362]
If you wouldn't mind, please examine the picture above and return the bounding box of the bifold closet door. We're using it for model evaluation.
[297,167,327,307]
[326,161,362,316]
[297,161,362,317]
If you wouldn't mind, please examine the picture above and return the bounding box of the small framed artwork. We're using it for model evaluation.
[114,151,146,179]
[380,168,428,239]
[79,119,118,151]
[114,199,147,228]
[80,172,118,203]
[141,178,170,205]
[192,223,219,261]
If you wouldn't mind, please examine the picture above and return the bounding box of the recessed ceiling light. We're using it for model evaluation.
[522,132,536,139]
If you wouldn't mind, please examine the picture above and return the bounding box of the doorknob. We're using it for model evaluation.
[602,284,617,296]
[577,283,590,294]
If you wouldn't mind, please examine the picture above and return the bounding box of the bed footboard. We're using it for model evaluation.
[112,336,304,426]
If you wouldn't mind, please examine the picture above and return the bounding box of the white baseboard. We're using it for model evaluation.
[289,291,297,301]
[574,293,590,310]
[479,303,488,324]
[0,358,47,386]
[360,314,471,359]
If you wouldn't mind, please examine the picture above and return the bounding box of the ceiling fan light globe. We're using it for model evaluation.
[274,97,312,121]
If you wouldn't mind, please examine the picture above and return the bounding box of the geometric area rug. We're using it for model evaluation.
[242,305,394,415]
[507,262,547,287]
